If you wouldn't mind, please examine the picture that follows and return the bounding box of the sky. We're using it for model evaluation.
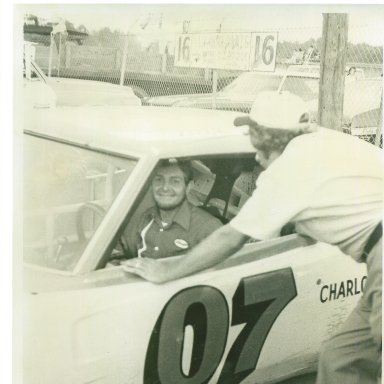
[18,4,384,46]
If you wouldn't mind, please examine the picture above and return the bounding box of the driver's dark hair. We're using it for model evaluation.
[156,159,193,184]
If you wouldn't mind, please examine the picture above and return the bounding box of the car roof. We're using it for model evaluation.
[285,66,320,78]
[285,64,367,79]
[25,106,255,157]
[237,70,286,77]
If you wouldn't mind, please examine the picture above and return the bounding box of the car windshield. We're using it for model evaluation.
[280,75,320,102]
[221,72,283,96]
[23,133,137,272]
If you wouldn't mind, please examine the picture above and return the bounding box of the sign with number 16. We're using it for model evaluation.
[174,32,278,72]
[249,32,278,71]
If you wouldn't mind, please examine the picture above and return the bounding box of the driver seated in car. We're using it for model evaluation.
[118,159,223,261]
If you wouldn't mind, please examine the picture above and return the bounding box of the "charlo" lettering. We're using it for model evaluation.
[320,276,367,303]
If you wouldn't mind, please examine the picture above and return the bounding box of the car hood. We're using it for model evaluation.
[46,77,142,107]
[145,93,212,106]
[176,93,254,106]
[23,263,141,294]
[146,92,256,109]
[24,80,57,108]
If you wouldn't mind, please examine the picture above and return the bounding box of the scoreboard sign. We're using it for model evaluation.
[174,32,278,71]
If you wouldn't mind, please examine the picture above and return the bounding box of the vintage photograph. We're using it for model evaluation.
[14,3,383,384]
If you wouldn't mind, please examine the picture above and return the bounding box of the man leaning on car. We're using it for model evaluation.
[123,91,382,384]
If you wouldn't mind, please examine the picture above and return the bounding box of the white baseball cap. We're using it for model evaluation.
[234,91,310,130]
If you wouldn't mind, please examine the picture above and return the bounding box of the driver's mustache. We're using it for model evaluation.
[156,192,176,196]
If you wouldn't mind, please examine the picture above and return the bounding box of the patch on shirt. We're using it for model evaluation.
[174,239,189,249]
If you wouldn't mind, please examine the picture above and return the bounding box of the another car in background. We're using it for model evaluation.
[146,64,382,143]
[23,105,366,384]
[24,59,141,108]
[279,66,382,141]
[144,71,285,111]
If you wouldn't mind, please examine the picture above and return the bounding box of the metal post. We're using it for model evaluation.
[65,42,71,68]
[374,93,383,147]
[24,42,32,80]
[57,32,62,77]
[204,68,210,81]
[212,69,218,110]
[161,53,167,73]
[119,34,129,86]
[48,33,54,77]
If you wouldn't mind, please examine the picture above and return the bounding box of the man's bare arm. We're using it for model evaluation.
[122,223,249,283]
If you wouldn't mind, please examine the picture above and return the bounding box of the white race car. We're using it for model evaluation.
[24,59,142,108]
[22,106,366,384]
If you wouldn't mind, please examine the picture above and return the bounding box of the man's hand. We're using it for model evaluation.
[121,258,169,284]
[121,224,248,284]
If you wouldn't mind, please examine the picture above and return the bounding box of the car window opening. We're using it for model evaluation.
[105,154,270,268]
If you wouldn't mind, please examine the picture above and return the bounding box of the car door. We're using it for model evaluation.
[24,232,366,384]
[23,151,367,384]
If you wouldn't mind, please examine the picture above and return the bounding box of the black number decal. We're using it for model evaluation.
[145,268,296,384]
[218,268,297,383]
[144,286,229,384]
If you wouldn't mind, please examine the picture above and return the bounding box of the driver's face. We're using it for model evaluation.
[152,165,187,210]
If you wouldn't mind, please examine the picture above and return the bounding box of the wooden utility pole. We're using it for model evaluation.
[318,14,349,130]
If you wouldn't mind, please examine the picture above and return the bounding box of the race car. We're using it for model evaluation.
[24,57,142,108]
[143,70,284,110]
[144,65,382,144]
[22,106,366,384]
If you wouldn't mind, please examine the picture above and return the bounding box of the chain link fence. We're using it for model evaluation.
[24,22,382,146]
